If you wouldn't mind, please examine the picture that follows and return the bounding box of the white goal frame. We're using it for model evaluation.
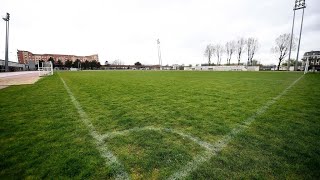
[38,61,53,76]
[304,57,309,74]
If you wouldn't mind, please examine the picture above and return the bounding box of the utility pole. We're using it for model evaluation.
[157,39,162,70]
[2,12,10,72]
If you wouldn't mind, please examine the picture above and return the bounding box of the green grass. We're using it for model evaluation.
[1,71,319,179]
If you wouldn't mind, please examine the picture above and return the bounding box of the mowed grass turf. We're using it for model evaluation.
[1,71,319,179]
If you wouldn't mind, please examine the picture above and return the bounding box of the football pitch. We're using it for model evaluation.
[1,71,319,179]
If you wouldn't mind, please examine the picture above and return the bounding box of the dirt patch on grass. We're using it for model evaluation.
[0,71,41,89]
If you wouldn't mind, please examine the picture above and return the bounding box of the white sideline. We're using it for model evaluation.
[59,76,129,180]
[168,75,304,180]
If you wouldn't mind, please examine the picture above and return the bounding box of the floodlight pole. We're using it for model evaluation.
[287,10,296,71]
[295,7,305,71]
[288,0,306,71]
[2,13,10,72]
[157,39,162,70]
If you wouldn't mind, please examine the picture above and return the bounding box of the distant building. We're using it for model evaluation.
[101,64,160,70]
[302,50,320,71]
[302,51,320,65]
[17,50,99,65]
[184,65,260,71]
[260,65,276,71]
[0,59,25,72]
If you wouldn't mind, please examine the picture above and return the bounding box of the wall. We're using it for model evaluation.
[184,66,260,71]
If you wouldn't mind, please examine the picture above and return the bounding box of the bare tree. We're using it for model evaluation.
[112,59,124,65]
[236,38,245,65]
[271,33,296,71]
[215,44,224,65]
[204,44,215,65]
[246,38,259,66]
[225,41,236,65]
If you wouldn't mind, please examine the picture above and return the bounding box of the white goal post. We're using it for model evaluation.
[38,61,53,76]
[304,57,309,74]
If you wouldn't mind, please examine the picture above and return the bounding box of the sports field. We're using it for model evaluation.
[1,71,319,179]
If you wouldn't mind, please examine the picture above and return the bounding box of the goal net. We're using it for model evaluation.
[38,61,53,76]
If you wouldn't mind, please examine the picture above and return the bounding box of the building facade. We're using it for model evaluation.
[184,65,260,71]
[302,51,320,71]
[101,64,160,70]
[17,50,99,65]
[302,51,320,65]
[0,59,26,72]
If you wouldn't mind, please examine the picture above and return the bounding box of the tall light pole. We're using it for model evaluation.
[2,12,10,72]
[295,2,306,71]
[287,0,306,71]
[157,39,162,70]
[287,10,296,71]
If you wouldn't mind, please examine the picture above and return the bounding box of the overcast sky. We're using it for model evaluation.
[0,0,319,65]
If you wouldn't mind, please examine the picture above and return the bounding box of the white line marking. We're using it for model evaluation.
[59,73,304,180]
[101,126,213,151]
[168,75,304,180]
[102,126,216,179]
[59,75,129,180]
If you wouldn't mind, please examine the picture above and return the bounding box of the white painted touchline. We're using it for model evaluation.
[168,75,304,180]
[59,75,129,180]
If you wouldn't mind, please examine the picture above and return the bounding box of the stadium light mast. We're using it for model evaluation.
[287,9,296,71]
[157,39,162,70]
[2,12,10,72]
[287,0,306,71]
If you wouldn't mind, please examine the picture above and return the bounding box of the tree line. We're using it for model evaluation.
[46,58,101,70]
[205,33,298,70]
[204,37,259,66]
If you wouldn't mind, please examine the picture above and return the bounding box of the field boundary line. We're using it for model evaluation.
[168,75,304,180]
[59,75,129,180]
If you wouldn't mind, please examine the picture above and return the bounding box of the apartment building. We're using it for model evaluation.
[17,50,99,64]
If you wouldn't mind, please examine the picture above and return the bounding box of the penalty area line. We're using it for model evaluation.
[59,75,129,180]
